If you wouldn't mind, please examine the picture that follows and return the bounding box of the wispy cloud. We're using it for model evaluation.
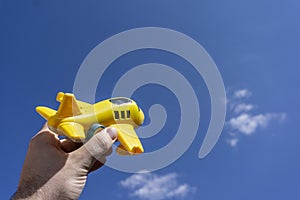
[228,113,286,135]
[226,88,286,147]
[226,138,239,147]
[120,171,196,200]
[233,103,254,114]
[234,89,252,99]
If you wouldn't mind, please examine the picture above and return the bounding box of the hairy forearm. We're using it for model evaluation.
[12,167,87,200]
[11,188,43,200]
[11,174,72,200]
[11,184,74,200]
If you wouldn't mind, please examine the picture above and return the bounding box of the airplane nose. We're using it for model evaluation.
[139,109,145,125]
[135,106,144,125]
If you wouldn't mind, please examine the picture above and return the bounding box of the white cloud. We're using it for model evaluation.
[227,138,239,147]
[234,89,252,99]
[120,172,195,200]
[278,113,287,122]
[225,88,286,147]
[233,103,254,114]
[228,113,286,135]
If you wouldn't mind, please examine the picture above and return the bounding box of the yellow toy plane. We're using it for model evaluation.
[36,92,144,155]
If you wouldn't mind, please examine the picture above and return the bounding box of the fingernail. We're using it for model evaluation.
[106,127,118,140]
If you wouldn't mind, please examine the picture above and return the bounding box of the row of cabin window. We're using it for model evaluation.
[114,110,130,119]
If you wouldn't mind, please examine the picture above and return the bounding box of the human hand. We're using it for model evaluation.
[11,124,117,200]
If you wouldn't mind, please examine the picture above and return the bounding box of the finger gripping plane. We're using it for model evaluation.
[36,92,144,155]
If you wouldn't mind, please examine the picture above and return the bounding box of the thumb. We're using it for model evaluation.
[70,127,117,167]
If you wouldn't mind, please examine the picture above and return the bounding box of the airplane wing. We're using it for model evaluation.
[57,122,86,141]
[110,124,144,155]
[115,144,131,156]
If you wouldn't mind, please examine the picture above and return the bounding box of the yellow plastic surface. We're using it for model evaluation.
[110,124,144,154]
[36,92,145,155]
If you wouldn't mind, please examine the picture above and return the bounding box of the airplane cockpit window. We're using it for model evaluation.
[109,98,132,105]
[114,111,120,119]
[126,110,130,118]
[120,111,125,119]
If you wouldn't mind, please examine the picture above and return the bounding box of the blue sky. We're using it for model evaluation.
[1,0,300,199]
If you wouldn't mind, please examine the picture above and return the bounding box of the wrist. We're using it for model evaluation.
[11,182,63,200]
[11,187,43,200]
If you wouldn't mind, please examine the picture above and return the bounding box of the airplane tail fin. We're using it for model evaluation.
[36,106,57,120]
[55,92,82,118]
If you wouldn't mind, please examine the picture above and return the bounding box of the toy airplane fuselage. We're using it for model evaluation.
[36,92,144,155]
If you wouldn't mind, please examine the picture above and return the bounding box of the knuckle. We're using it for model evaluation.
[94,134,112,152]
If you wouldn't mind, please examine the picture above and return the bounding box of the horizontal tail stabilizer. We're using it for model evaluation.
[36,106,57,120]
